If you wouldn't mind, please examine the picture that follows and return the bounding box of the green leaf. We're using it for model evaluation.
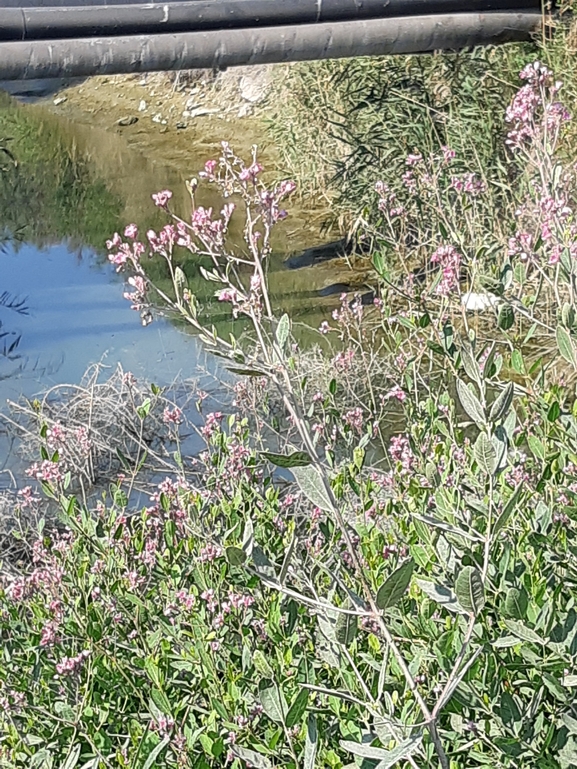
[557,325,576,367]
[489,382,515,423]
[504,619,544,645]
[376,559,415,611]
[416,580,464,614]
[252,546,277,581]
[54,700,76,721]
[547,401,561,422]
[375,733,424,769]
[231,746,273,769]
[259,680,287,724]
[341,733,423,768]
[334,612,358,646]
[174,266,188,293]
[276,313,290,350]
[493,485,523,537]
[150,688,171,716]
[261,451,312,468]
[286,689,309,728]
[493,635,522,648]
[456,379,485,425]
[492,426,508,471]
[143,736,170,769]
[528,435,545,462]
[497,303,515,331]
[510,349,525,375]
[455,566,485,615]
[226,546,247,566]
[542,672,566,701]
[504,587,528,619]
[460,346,481,384]
[562,675,577,687]
[304,714,318,769]
[291,465,334,512]
[61,745,82,769]
[474,432,497,475]
[562,302,576,329]
[252,650,274,678]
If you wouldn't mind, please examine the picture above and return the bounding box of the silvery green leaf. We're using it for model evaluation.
[492,426,508,471]
[557,325,576,367]
[504,587,528,619]
[252,650,274,677]
[231,746,273,769]
[563,675,577,687]
[242,517,254,557]
[504,619,544,645]
[334,611,358,646]
[226,546,247,566]
[416,579,465,614]
[374,733,423,769]
[142,736,170,769]
[174,266,188,292]
[259,680,287,724]
[497,303,515,331]
[252,546,277,581]
[489,382,515,423]
[275,313,290,350]
[61,745,82,769]
[304,714,318,769]
[474,432,497,475]
[292,465,334,512]
[456,379,485,425]
[460,346,481,385]
[376,559,414,611]
[455,566,485,615]
[261,451,312,468]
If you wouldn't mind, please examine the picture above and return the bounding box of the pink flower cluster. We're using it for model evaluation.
[389,435,415,474]
[55,649,90,676]
[430,245,462,296]
[506,61,569,149]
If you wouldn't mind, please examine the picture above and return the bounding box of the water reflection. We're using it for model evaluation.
[0,89,341,394]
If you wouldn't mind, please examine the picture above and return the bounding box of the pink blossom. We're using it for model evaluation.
[152,189,173,207]
[163,406,183,426]
[430,245,462,296]
[124,224,138,239]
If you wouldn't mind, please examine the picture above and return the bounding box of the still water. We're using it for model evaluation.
[0,83,342,480]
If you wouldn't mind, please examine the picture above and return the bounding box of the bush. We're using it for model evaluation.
[4,58,577,769]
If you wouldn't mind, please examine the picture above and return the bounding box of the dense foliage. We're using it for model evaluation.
[4,43,577,769]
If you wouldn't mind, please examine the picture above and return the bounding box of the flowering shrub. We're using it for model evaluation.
[6,61,577,769]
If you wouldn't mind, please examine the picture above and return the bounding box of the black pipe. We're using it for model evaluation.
[0,0,541,41]
[0,12,542,81]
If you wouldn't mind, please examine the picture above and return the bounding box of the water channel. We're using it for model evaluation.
[0,79,351,485]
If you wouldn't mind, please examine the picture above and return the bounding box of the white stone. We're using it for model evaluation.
[461,292,500,312]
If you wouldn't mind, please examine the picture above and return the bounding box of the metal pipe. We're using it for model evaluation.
[0,12,542,81]
[0,0,540,41]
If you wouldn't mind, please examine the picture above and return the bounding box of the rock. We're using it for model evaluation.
[461,292,500,312]
[53,96,67,106]
[187,106,219,118]
[176,122,187,130]
[138,100,147,112]
[116,115,138,126]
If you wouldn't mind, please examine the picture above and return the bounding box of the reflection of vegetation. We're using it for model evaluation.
[0,291,28,380]
[0,91,122,251]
